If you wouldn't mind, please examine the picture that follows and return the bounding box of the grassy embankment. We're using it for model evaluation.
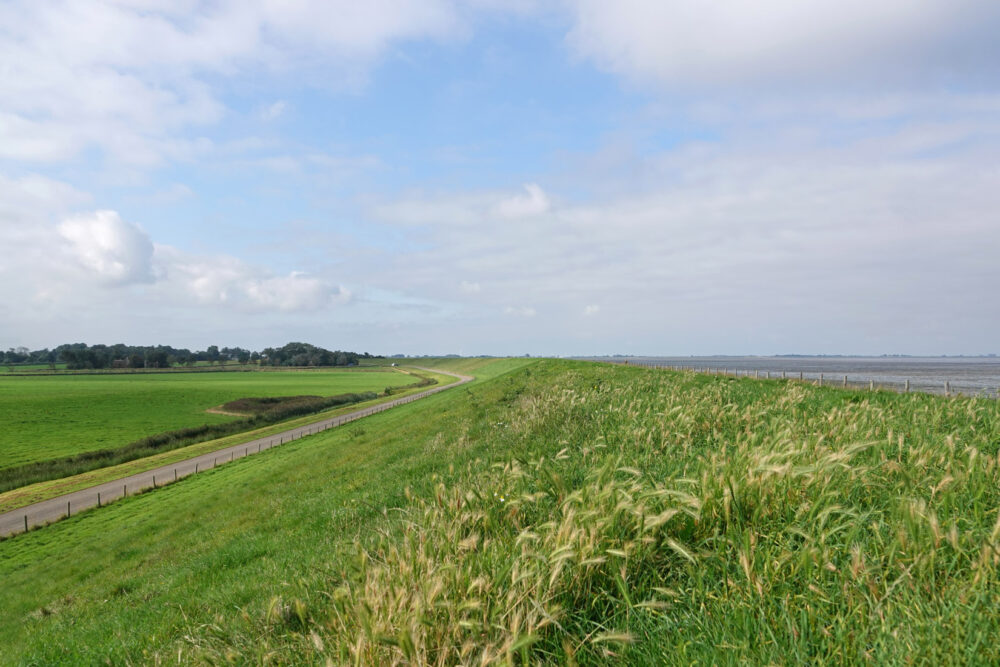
[0,367,455,514]
[2,358,1000,664]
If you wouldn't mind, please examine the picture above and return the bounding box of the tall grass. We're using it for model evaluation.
[283,367,1000,664]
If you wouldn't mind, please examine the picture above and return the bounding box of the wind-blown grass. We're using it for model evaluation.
[2,360,999,664]
[307,366,1000,664]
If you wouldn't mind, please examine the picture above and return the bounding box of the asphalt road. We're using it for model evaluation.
[0,367,472,538]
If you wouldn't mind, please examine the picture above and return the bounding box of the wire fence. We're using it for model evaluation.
[0,371,471,539]
[611,360,1000,399]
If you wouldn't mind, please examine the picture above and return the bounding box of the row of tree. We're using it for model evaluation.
[2,342,377,370]
[259,342,366,367]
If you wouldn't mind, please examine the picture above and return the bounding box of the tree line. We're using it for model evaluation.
[2,342,378,370]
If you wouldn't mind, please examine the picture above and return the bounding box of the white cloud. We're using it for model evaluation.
[3,197,348,334]
[59,210,155,285]
[459,280,481,294]
[154,245,349,312]
[493,183,550,218]
[504,306,536,317]
[583,304,599,316]
[374,183,553,227]
[259,100,288,121]
[246,272,350,311]
[565,0,1000,90]
[366,113,1000,353]
[0,0,470,165]
[140,183,195,205]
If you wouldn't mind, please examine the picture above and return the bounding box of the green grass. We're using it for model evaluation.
[0,368,415,470]
[0,367,457,514]
[0,364,66,373]
[2,359,999,664]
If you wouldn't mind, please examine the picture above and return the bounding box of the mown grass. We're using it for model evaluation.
[2,359,999,664]
[0,368,415,470]
[0,367,458,514]
[0,391,379,495]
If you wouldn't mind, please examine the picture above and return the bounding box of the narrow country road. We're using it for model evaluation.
[0,367,472,539]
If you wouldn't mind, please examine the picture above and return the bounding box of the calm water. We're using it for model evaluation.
[579,356,1000,397]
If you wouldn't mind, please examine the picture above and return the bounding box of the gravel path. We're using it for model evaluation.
[0,367,472,538]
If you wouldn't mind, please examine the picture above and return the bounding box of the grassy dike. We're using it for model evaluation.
[0,368,455,514]
[2,359,1000,664]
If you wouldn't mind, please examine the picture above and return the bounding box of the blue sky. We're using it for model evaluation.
[2,1,999,356]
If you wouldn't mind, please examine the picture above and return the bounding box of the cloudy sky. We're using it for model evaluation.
[2,1,999,356]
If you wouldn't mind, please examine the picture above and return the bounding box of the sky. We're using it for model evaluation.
[2,0,999,357]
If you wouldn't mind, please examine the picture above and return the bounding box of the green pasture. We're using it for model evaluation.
[0,369,414,470]
[0,367,458,514]
[2,358,1000,664]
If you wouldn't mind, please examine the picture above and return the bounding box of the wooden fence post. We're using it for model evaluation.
[819,373,823,387]
[98,492,101,507]
[869,379,874,391]
[905,379,910,393]
[24,515,28,532]
[67,501,71,517]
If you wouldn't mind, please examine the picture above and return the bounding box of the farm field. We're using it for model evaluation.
[2,358,1000,663]
[0,366,459,514]
[0,368,415,470]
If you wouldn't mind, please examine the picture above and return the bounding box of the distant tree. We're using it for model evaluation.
[28,342,367,371]
[146,348,169,368]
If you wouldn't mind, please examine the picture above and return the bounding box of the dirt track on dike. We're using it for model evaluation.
[0,368,472,539]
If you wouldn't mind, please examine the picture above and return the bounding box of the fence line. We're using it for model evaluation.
[0,369,471,539]
[612,360,999,399]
